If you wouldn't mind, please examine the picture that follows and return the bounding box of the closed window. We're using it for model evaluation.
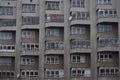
[22,31,35,38]
[71,68,91,77]
[98,52,113,62]
[46,28,60,37]
[71,54,86,63]
[97,9,117,18]
[0,7,13,15]
[0,58,12,66]
[46,1,59,10]
[0,45,15,52]
[45,55,59,64]
[71,0,85,7]
[21,70,38,78]
[0,19,16,27]
[0,32,12,40]
[71,26,86,35]
[71,40,90,48]
[71,12,90,20]
[22,4,36,13]
[98,67,119,76]
[98,0,111,4]
[0,71,14,78]
[45,41,64,50]
[98,24,112,33]
[22,43,39,51]
[98,38,118,47]
[45,69,64,78]
[21,57,35,65]
[22,17,39,25]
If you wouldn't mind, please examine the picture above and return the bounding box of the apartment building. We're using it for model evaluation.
[0,0,120,80]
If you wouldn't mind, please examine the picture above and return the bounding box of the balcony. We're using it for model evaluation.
[45,14,64,27]
[97,9,118,23]
[70,53,91,68]
[45,1,61,14]
[97,38,119,51]
[22,17,39,29]
[21,43,39,55]
[70,40,91,53]
[0,45,15,56]
[70,12,90,25]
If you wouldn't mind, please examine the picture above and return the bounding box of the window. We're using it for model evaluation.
[97,9,117,18]
[71,26,86,35]
[45,55,59,64]
[46,1,60,10]
[46,28,60,37]
[0,57,12,66]
[22,4,36,13]
[98,67,119,76]
[22,43,39,51]
[46,14,64,22]
[22,17,39,25]
[21,70,38,78]
[98,52,113,62]
[71,40,90,48]
[0,45,15,52]
[0,32,12,40]
[98,38,118,47]
[98,0,111,4]
[98,24,112,33]
[71,12,90,20]
[22,31,35,38]
[45,69,64,78]
[0,19,16,27]
[71,0,85,7]
[0,71,14,78]
[0,7,13,15]
[45,41,64,50]
[71,54,85,63]
[71,68,91,77]
[21,56,35,65]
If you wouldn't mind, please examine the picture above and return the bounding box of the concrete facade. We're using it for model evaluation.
[0,0,120,80]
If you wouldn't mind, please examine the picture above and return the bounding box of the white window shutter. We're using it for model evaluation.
[80,55,85,63]
[59,70,64,78]
[84,69,91,77]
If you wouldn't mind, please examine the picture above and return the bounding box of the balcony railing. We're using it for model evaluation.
[46,14,64,22]
[71,12,90,20]
[97,9,117,18]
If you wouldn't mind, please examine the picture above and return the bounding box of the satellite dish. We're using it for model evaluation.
[69,16,72,21]
[17,73,20,78]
